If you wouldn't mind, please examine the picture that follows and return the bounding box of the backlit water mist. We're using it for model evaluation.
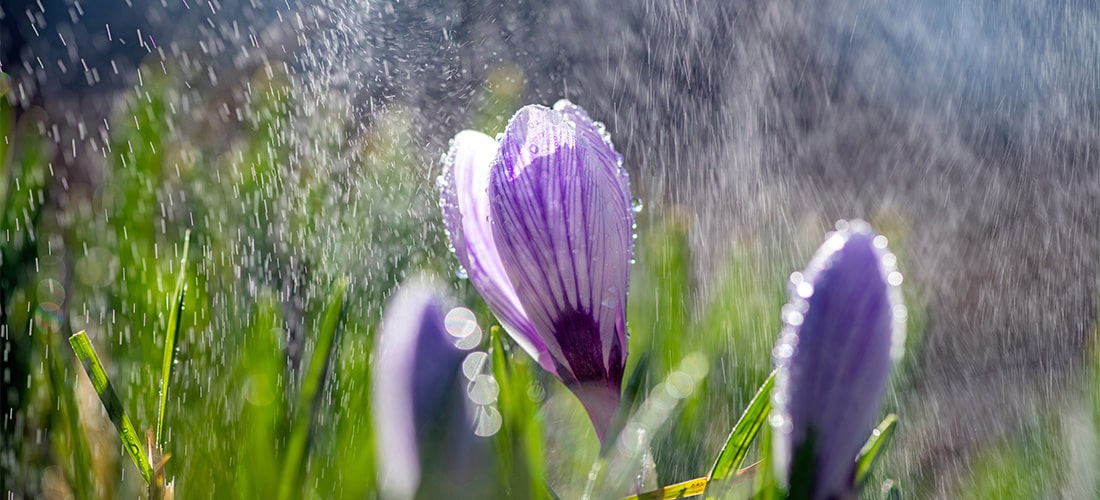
[2,0,1098,497]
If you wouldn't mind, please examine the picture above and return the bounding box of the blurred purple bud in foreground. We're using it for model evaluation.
[770,220,906,499]
[439,100,634,443]
[372,280,489,500]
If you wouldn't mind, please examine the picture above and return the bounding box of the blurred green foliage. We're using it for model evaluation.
[1,93,68,495]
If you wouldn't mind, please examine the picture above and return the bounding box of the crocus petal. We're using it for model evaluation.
[488,103,633,438]
[439,130,556,374]
[771,220,906,499]
[373,280,477,499]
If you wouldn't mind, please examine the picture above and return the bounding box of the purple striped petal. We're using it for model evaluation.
[488,103,633,440]
[770,220,906,499]
[439,130,556,375]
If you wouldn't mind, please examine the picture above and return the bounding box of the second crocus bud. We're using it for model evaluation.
[372,280,490,500]
[770,220,906,500]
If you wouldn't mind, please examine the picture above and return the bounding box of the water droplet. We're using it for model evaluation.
[631,196,644,213]
[445,308,483,349]
[36,279,66,304]
[473,405,502,437]
[454,327,483,350]
[665,371,695,399]
[454,266,469,280]
[246,373,275,406]
[526,381,546,403]
[462,351,489,380]
[33,303,64,333]
[528,144,539,154]
[552,99,574,111]
[769,412,793,434]
[467,374,500,405]
[601,286,619,309]
[445,307,478,338]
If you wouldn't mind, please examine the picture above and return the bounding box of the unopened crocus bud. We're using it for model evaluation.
[439,100,634,443]
[770,220,906,499]
[372,280,489,500]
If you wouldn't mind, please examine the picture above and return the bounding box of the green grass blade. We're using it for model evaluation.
[37,322,95,499]
[586,353,709,498]
[278,277,348,500]
[604,352,650,456]
[156,229,190,446]
[706,369,776,497]
[489,325,519,491]
[0,88,10,190]
[68,331,154,484]
[623,476,710,500]
[752,424,780,500]
[854,414,898,489]
[490,325,552,499]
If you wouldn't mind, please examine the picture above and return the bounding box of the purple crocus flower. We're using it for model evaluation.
[770,220,906,499]
[439,100,634,442]
[372,280,488,499]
